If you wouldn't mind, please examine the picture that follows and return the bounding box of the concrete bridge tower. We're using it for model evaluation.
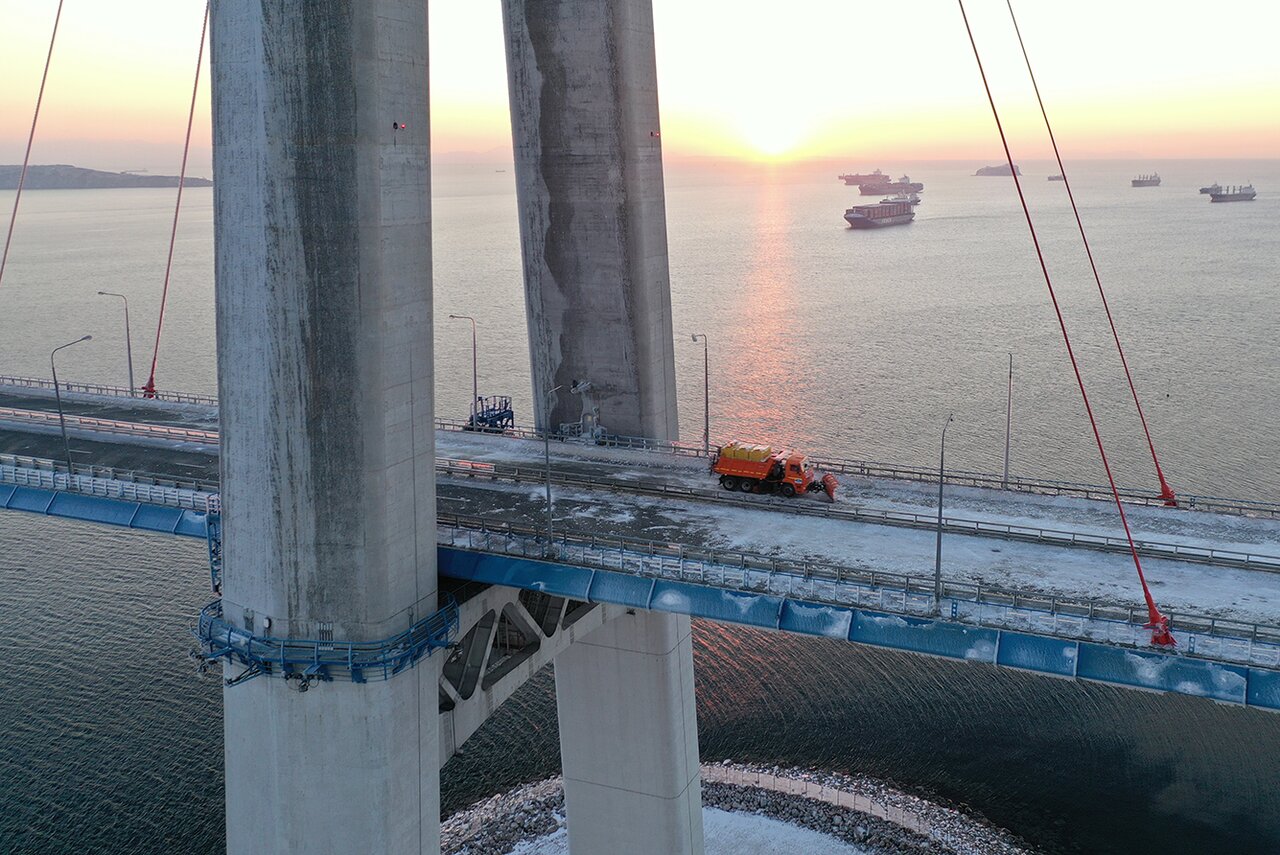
[211,2,439,851]
[503,2,705,853]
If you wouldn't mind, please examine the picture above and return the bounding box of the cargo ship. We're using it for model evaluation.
[975,164,1020,176]
[882,191,921,205]
[1199,183,1222,195]
[844,200,915,228]
[858,174,924,195]
[839,169,885,185]
[1210,184,1256,202]
[1131,173,1161,187]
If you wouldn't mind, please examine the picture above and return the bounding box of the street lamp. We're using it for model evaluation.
[448,314,479,421]
[51,335,93,475]
[543,383,564,546]
[97,291,135,395]
[690,333,709,454]
[934,413,954,615]
[1002,352,1013,489]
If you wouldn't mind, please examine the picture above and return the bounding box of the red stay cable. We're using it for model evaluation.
[0,0,65,293]
[1005,0,1176,506]
[143,1,209,399]
[956,0,1174,646]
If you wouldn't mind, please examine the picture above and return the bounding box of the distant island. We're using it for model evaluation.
[975,164,1020,177]
[0,164,212,190]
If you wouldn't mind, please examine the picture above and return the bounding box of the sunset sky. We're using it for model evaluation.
[1,0,1277,174]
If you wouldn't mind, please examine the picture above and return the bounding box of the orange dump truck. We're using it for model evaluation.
[710,441,838,501]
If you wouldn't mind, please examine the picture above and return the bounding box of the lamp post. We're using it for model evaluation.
[1002,352,1013,489]
[934,413,954,614]
[51,335,92,475]
[691,333,709,454]
[543,383,564,545]
[448,314,478,421]
[97,291,135,395]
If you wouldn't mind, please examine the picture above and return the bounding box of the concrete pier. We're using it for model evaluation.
[554,612,705,855]
[503,3,703,852]
[502,0,679,440]
[211,3,438,852]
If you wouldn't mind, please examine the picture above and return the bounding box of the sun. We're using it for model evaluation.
[732,107,812,161]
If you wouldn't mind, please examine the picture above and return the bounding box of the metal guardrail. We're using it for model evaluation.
[1,460,218,512]
[194,595,459,688]
[436,513,1280,668]
[2,377,1275,519]
[0,452,219,493]
[434,418,1280,520]
[434,457,1280,574]
[0,374,218,406]
[5,446,1277,573]
[0,406,219,445]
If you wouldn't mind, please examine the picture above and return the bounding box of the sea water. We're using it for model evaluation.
[1,159,1278,853]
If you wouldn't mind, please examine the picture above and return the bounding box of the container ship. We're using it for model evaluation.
[1131,173,1161,187]
[1210,184,1256,202]
[844,200,915,228]
[839,170,885,185]
[858,174,924,195]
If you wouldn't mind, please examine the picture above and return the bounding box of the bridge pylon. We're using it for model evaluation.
[504,2,705,852]
[211,2,440,852]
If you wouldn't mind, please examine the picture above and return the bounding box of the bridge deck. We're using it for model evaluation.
[3,387,1279,631]
[432,432,1280,629]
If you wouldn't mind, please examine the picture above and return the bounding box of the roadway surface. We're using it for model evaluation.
[3,387,1280,627]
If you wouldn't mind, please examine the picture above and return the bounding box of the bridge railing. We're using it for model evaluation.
[0,457,218,513]
[0,406,219,445]
[0,374,218,406]
[0,452,219,493]
[3,375,1274,517]
[436,512,1280,665]
[434,418,1280,519]
[434,457,1280,573]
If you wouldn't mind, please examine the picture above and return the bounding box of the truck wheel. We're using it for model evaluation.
[721,476,738,491]
[740,479,755,493]
[781,483,796,498]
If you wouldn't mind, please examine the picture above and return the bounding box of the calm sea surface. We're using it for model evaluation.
[1,159,1278,853]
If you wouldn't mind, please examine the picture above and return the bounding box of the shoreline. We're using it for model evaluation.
[441,761,1037,855]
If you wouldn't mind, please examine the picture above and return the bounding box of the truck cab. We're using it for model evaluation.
[779,453,816,493]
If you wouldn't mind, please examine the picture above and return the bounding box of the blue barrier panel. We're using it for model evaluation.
[650,580,783,630]
[996,631,1078,677]
[438,548,595,601]
[587,571,655,610]
[0,485,210,539]
[779,600,854,639]
[5,486,55,513]
[1075,643,1248,705]
[125,501,185,535]
[851,609,1000,662]
[1247,669,1280,712]
[48,492,141,527]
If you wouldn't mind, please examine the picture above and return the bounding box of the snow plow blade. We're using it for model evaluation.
[820,474,838,502]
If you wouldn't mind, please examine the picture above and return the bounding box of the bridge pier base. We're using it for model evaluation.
[555,611,705,855]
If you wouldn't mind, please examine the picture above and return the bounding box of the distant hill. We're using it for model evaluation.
[974,164,1020,177]
[0,164,212,190]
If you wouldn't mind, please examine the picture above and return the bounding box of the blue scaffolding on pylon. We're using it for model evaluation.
[194,594,459,690]
[206,511,222,594]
